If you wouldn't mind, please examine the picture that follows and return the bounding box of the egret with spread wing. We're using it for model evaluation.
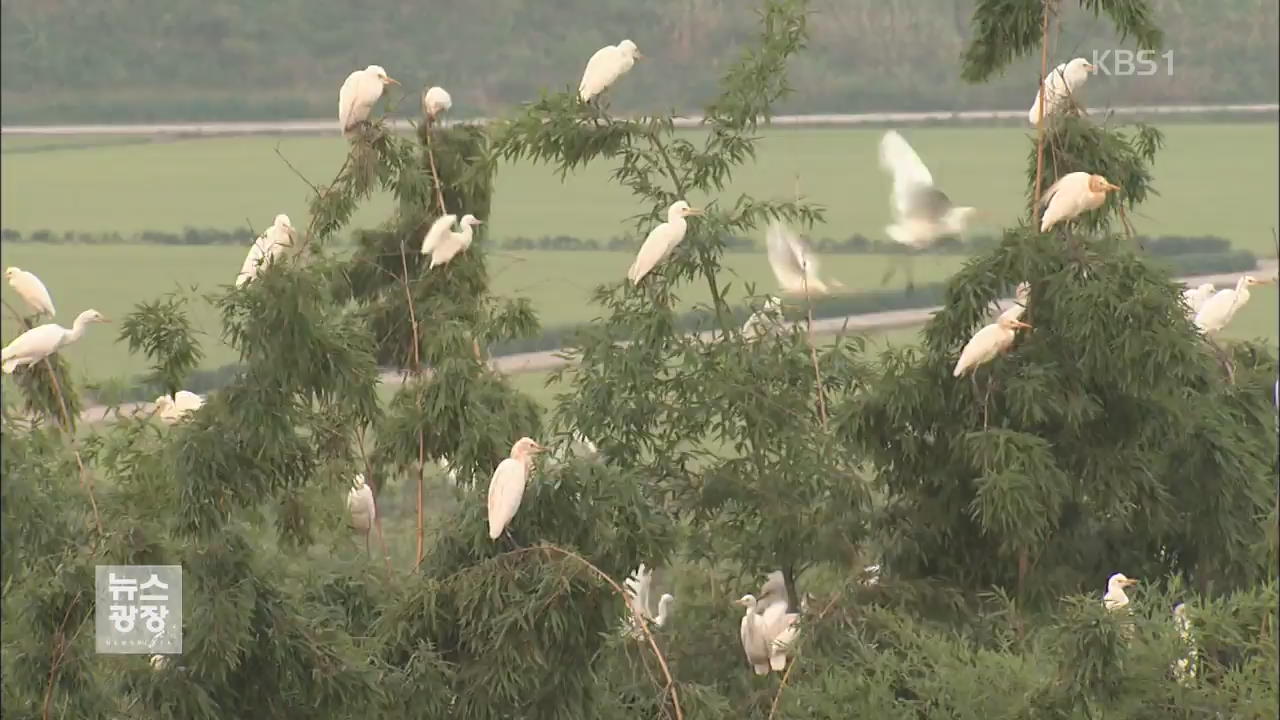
[766,220,840,296]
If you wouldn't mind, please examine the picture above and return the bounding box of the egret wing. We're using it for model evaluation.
[879,131,935,218]
[421,214,457,256]
[486,458,528,539]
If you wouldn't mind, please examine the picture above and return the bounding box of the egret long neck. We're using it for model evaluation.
[458,224,474,246]
[64,315,92,343]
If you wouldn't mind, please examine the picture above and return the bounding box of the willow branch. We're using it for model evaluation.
[1031,1,1053,226]
[396,236,429,569]
[42,591,84,720]
[767,590,843,720]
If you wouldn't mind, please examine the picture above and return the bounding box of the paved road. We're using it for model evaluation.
[75,259,1277,425]
[3,104,1276,137]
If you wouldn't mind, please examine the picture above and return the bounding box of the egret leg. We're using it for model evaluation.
[503,528,521,551]
[904,254,917,294]
[880,255,901,287]
[1207,337,1235,383]
[364,532,371,558]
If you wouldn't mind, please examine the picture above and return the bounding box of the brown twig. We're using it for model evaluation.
[42,591,84,720]
[356,426,393,575]
[423,116,449,216]
[1031,1,1053,227]
[795,177,828,428]
[395,236,429,570]
[767,590,843,720]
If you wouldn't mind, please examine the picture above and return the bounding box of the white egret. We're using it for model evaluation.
[579,39,642,103]
[346,473,376,555]
[766,220,840,296]
[2,309,109,374]
[423,86,453,120]
[952,314,1033,378]
[1182,283,1216,317]
[487,437,546,541]
[154,391,205,424]
[627,201,701,285]
[437,457,460,485]
[1172,603,1198,683]
[757,571,789,614]
[735,594,798,675]
[997,282,1031,324]
[4,267,56,318]
[338,65,399,136]
[1039,172,1121,232]
[1102,572,1138,612]
[878,130,979,251]
[742,296,785,340]
[236,214,296,288]
[624,564,676,637]
[1194,275,1272,334]
[421,214,483,269]
[1029,57,1095,126]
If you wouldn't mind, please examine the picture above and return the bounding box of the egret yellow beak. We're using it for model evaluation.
[472,219,485,225]
[1084,63,1098,72]
[1013,320,1033,330]
[99,317,113,323]
[384,76,400,86]
[1124,578,1139,586]
[1102,181,1121,192]
[634,51,646,60]
[530,442,546,453]
[684,208,703,216]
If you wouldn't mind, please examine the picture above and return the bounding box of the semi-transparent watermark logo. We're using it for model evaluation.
[95,565,182,654]
[1091,50,1174,77]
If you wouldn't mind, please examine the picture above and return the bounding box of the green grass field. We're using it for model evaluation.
[2,124,1276,390]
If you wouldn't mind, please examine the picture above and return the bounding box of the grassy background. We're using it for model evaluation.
[2,124,1276,392]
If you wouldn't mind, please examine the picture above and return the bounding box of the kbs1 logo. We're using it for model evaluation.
[1091,50,1174,77]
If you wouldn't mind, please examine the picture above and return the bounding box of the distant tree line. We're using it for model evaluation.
[0,226,1249,257]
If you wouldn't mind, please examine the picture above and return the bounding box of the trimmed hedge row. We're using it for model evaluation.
[99,247,1257,406]
[2,227,1240,258]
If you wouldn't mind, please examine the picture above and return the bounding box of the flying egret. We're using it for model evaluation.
[1172,602,1198,683]
[579,39,642,103]
[1102,573,1138,611]
[154,391,205,424]
[742,296,785,340]
[952,314,1033,378]
[1029,57,1095,126]
[487,437,546,542]
[1039,172,1121,232]
[878,131,979,289]
[2,309,109,374]
[627,200,701,285]
[4,267,56,318]
[236,214,296,288]
[338,65,399,137]
[766,220,840,296]
[346,473,376,555]
[997,282,1031,324]
[421,214,483,269]
[1194,275,1272,334]
[423,86,453,121]
[1182,283,1216,317]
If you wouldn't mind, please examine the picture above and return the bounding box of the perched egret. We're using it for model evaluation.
[1039,172,1120,232]
[421,214,483,269]
[2,309,109,374]
[236,214,296,287]
[742,296,785,340]
[154,391,204,424]
[878,130,978,251]
[1194,275,1272,334]
[624,564,676,637]
[579,39,642,103]
[735,594,798,675]
[1029,57,1095,126]
[346,473,376,555]
[1102,573,1138,611]
[1172,603,1198,683]
[486,437,546,541]
[997,282,1031,324]
[338,65,399,136]
[1182,283,1216,317]
[423,86,453,121]
[952,314,1033,378]
[4,267,56,318]
[766,220,840,296]
[627,201,701,285]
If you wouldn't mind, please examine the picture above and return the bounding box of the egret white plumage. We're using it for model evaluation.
[1102,572,1138,611]
[765,220,840,296]
[742,296,784,340]
[236,214,296,287]
[1194,275,1272,334]
[1029,57,1095,126]
[735,594,799,675]
[487,437,546,542]
[997,282,1032,324]
[421,214,483,268]
[627,201,701,285]
[346,473,376,555]
[952,314,1033,378]
[757,571,790,614]
[1172,603,1198,683]
[4,267,56,318]
[2,309,109,374]
[423,86,453,120]
[878,130,979,251]
[154,391,205,424]
[1182,283,1216,317]
[338,65,398,136]
[579,39,642,103]
[1039,172,1120,232]
[623,564,676,637]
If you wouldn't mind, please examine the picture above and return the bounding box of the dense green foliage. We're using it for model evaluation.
[2,0,1276,123]
[2,1,1276,718]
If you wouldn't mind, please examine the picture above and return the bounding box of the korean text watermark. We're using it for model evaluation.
[95,565,182,654]
[1091,49,1174,77]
